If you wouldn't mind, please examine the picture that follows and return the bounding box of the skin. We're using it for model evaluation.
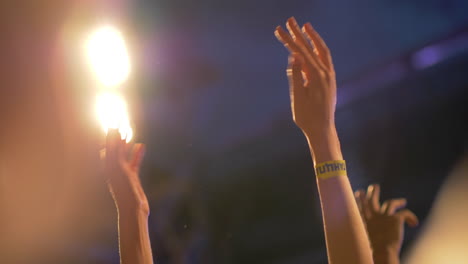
[104,130,153,264]
[275,17,374,264]
[355,184,419,264]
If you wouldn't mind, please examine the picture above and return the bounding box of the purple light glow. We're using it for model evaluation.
[412,46,443,69]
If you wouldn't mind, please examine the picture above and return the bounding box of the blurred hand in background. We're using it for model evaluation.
[355,184,419,264]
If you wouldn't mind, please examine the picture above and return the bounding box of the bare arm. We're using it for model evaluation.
[275,17,373,264]
[105,130,153,264]
[118,208,153,264]
[310,132,373,264]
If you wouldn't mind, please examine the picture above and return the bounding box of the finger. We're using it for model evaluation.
[366,184,381,214]
[356,189,371,219]
[286,17,316,56]
[354,190,364,206]
[130,143,146,172]
[275,26,299,54]
[354,189,365,215]
[276,25,322,80]
[275,26,301,54]
[286,17,327,72]
[382,198,407,215]
[396,209,419,227]
[288,54,306,96]
[303,23,333,70]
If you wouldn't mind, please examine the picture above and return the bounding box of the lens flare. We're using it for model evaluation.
[86,25,131,87]
[96,93,133,142]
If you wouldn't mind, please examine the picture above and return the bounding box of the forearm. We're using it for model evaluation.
[316,175,373,264]
[118,209,153,264]
[305,127,374,264]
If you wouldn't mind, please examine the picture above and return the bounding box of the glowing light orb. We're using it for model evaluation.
[86,25,131,87]
[96,92,133,143]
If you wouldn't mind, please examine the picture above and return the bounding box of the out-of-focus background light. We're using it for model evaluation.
[85,25,131,88]
[96,92,133,142]
[86,24,134,142]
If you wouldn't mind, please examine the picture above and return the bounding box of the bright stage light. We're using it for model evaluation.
[86,25,131,87]
[96,92,133,143]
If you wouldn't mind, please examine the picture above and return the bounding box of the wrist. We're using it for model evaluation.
[117,202,150,218]
[303,125,343,164]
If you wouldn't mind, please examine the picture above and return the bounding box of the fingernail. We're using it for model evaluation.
[292,18,298,26]
[355,190,363,197]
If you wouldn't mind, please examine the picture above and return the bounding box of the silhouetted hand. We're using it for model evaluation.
[103,130,153,263]
[275,17,336,141]
[104,129,149,215]
[355,184,419,263]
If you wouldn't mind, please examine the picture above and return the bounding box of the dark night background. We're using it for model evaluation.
[0,0,467,263]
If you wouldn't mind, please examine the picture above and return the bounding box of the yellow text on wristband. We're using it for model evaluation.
[315,160,347,179]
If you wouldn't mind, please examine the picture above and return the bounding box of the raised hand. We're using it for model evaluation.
[275,18,374,264]
[275,17,336,140]
[104,129,149,215]
[355,184,419,263]
[104,129,153,264]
